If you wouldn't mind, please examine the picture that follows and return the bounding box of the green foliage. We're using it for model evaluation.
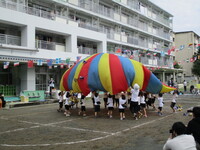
[174,61,182,69]
[192,59,200,77]
[192,46,200,77]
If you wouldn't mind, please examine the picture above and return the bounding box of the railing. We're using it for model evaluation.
[78,46,97,55]
[0,0,65,21]
[0,34,21,46]
[35,40,56,50]
[127,36,139,45]
[78,21,99,32]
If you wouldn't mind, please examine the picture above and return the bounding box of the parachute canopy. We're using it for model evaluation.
[60,53,176,96]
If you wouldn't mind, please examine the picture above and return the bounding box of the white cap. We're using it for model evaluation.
[133,83,140,90]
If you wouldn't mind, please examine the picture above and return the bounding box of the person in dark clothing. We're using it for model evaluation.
[0,93,6,108]
[187,106,200,149]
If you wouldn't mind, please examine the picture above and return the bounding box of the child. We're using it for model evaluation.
[130,83,140,120]
[57,91,64,112]
[79,94,86,116]
[157,93,164,116]
[73,93,79,109]
[107,94,114,118]
[139,91,147,118]
[119,93,127,120]
[64,92,71,117]
[103,92,108,109]
[114,93,120,108]
[170,90,178,113]
[94,92,101,117]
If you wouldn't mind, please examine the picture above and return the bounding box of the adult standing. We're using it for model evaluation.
[163,122,197,150]
[186,107,200,149]
[183,80,187,92]
[0,93,6,108]
[48,78,55,98]
[130,83,140,120]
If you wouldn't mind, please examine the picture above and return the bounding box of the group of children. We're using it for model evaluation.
[57,84,179,120]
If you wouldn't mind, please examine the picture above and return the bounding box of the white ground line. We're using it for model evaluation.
[0,112,175,147]
[1,104,198,147]
[0,116,111,135]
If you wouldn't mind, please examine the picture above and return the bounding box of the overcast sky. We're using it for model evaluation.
[149,0,200,36]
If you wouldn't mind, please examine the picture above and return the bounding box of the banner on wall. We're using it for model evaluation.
[28,60,33,68]
[3,62,9,69]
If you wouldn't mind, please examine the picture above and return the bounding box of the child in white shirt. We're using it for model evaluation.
[57,91,64,112]
[107,94,114,118]
[119,94,127,120]
[79,94,86,116]
[94,92,101,117]
[64,92,71,117]
[139,91,147,117]
[157,93,164,116]
[170,91,178,113]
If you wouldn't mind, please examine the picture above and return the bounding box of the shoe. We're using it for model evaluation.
[64,112,66,115]
[110,115,112,118]
[66,114,70,117]
[135,117,138,120]
[120,118,123,120]
[83,114,86,117]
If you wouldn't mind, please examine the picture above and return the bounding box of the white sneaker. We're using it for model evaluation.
[110,116,112,118]
[66,114,70,117]
[120,118,123,120]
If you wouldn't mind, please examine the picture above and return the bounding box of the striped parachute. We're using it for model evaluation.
[60,53,176,96]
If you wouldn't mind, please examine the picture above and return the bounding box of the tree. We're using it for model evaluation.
[192,45,200,83]
[174,61,182,69]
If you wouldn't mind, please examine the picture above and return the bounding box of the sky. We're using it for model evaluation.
[149,0,200,36]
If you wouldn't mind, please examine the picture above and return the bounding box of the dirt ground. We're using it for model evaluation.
[0,94,199,150]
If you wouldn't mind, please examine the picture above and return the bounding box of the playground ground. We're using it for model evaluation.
[0,94,199,150]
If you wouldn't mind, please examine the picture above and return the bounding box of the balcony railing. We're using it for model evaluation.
[0,34,21,46]
[78,46,97,55]
[35,40,56,50]
[78,21,99,32]
[0,0,63,20]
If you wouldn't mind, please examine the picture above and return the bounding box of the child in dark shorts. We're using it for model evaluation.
[107,94,114,118]
[94,92,101,117]
[57,91,65,112]
[79,94,86,116]
[119,94,127,120]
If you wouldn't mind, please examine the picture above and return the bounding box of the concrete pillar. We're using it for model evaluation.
[21,25,35,48]
[97,40,107,53]
[173,72,176,83]
[65,34,77,53]
[162,71,165,83]
[20,65,36,91]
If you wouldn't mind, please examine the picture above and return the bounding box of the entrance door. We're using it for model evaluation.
[36,74,47,91]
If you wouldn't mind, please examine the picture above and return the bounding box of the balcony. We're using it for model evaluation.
[78,21,99,32]
[0,34,21,46]
[78,46,97,55]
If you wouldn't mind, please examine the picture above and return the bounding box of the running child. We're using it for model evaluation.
[94,92,101,117]
[64,92,71,117]
[139,91,147,117]
[130,83,140,120]
[103,92,108,109]
[119,93,127,120]
[79,94,86,116]
[170,90,178,113]
[107,94,114,118]
[57,91,65,112]
[157,93,164,116]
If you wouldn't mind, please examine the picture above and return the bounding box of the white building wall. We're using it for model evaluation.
[0,7,107,62]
